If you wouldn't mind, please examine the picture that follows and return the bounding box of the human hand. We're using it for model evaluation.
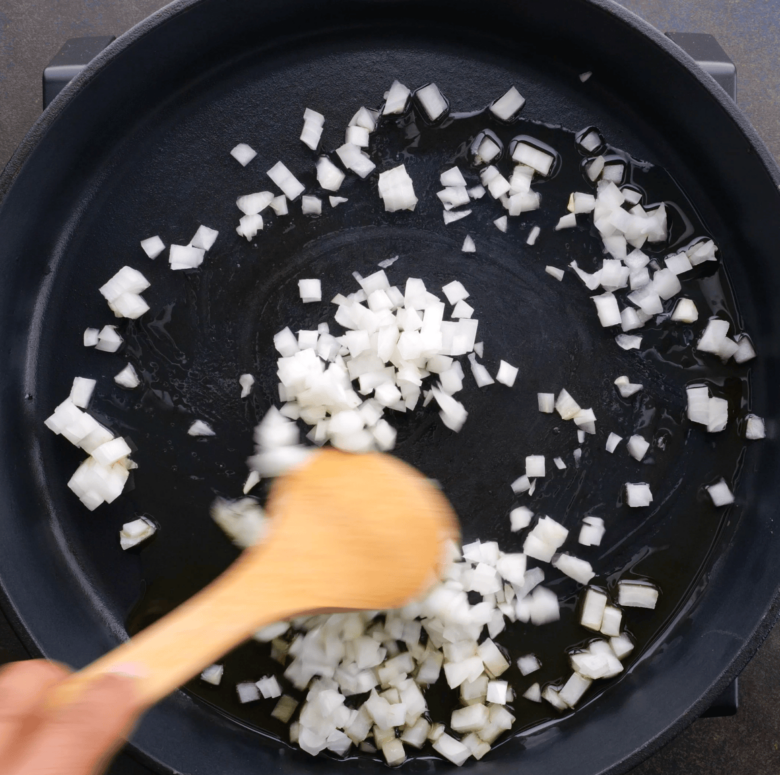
[0,660,141,775]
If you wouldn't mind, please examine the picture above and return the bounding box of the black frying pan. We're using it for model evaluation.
[0,1,778,773]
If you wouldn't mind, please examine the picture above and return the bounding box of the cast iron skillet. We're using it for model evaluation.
[0,0,778,773]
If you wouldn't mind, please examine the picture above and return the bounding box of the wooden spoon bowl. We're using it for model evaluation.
[51,449,458,709]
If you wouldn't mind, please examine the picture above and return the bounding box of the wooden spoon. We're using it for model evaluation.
[50,449,458,710]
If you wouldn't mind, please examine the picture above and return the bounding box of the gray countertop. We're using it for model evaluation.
[0,1,778,773]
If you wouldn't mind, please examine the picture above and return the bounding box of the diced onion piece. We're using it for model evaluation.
[469,185,486,199]
[600,605,622,637]
[272,695,299,723]
[580,588,607,630]
[614,375,642,398]
[415,83,448,121]
[444,209,471,225]
[523,683,542,702]
[552,554,595,585]
[188,420,215,437]
[517,654,541,675]
[495,360,518,387]
[580,71,592,82]
[119,516,156,550]
[553,457,566,470]
[236,214,263,241]
[746,414,766,440]
[114,364,140,389]
[510,506,533,531]
[256,675,282,699]
[618,581,659,609]
[451,703,489,733]
[611,633,634,659]
[316,157,345,191]
[625,482,652,507]
[559,672,591,708]
[383,80,411,114]
[523,516,567,562]
[70,377,96,408]
[96,325,123,353]
[432,733,470,766]
[555,213,577,231]
[330,196,348,207]
[190,225,219,251]
[527,225,541,245]
[490,86,525,120]
[627,434,649,461]
[230,143,257,166]
[237,682,260,704]
[169,244,205,270]
[512,142,554,176]
[555,388,580,420]
[140,235,166,259]
[237,191,274,215]
[616,334,642,350]
[299,278,322,303]
[270,195,288,215]
[200,664,224,685]
[546,266,564,281]
[579,516,605,546]
[542,684,568,710]
[99,266,150,303]
[605,432,622,453]
[440,167,467,187]
[267,161,305,199]
[382,739,405,766]
[592,292,621,327]
[301,196,322,215]
[707,478,735,506]
[707,396,729,433]
[475,136,501,165]
[452,300,474,319]
[239,373,255,399]
[378,164,418,212]
[586,155,605,181]
[462,235,476,253]
[526,455,545,477]
[697,318,730,354]
[734,335,756,363]
[83,327,99,347]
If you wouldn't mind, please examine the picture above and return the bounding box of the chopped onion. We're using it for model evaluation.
[745,414,766,440]
[600,605,622,637]
[592,292,621,327]
[230,143,257,166]
[542,684,567,711]
[316,157,345,191]
[734,335,756,363]
[614,375,642,398]
[378,164,418,212]
[512,142,554,176]
[559,672,591,708]
[625,482,652,507]
[444,209,472,225]
[452,300,474,319]
[611,633,634,659]
[616,334,641,350]
[523,516,567,562]
[605,432,622,453]
[432,733,470,766]
[169,244,205,270]
[329,196,348,207]
[239,373,255,398]
[553,457,566,470]
[270,195,288,215]
[537,393,555,413]
[236,214,263,241]
[697,318,730,354]
[237,682,260,704]
[119,516,156,550]
[83,327,99,347]
[440,167,467,187]
[200,664,224,685]
[462,235,476,253]
[626,434,649,461]
[555,213,576,231]
[707,478,735,506]
[415,83,448,121]
[526,226,541,246]
[493,215,508,232]
[190,225,219,251]
[475,136,501,165]
[510,506,533,531]
[523,683,542,702]
[114,364,140,389]
[96,325,123,353]
[188,420,215,437]
[267,161,305,200]
[495,360,518,387]
[546,266,564,281]
[345,125,369,147]
[301,196,322,215]
[580,71,592,82]
[580,588,607,630]
[490,86,525,121]
[256,675,283,699]
[555,388,581,420]
[383,80,411,114]
[70,377,96,408]
[272,695,299,723]
[618,581,659,609]
[243,470,261,494]
[469,184,486,199]
[140,235,166,259]
[298,279,322,303]
[525,455,545,478]
[237,191,274,215]
[579,516,605,546]
[552,554,595,585]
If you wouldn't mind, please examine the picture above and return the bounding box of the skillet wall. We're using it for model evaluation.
[0,1,777,774]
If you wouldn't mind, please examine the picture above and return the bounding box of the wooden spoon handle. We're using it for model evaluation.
[48,550,302,710]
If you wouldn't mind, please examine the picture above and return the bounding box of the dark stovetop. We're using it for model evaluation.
[0,2,778,774]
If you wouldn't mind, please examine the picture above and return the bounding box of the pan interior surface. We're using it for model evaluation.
[0,2,778,775]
